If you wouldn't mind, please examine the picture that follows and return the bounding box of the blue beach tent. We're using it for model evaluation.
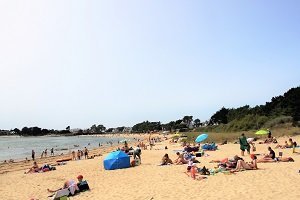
[103,150,130,170]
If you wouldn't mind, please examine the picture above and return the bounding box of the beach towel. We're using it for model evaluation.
[201,144,217,151]
[50,188,69,200]
[50,180,79,200]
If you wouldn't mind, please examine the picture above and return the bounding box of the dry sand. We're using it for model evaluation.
[0,134,299,200]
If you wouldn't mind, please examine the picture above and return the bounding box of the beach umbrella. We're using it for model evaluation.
[173,133,181,137]
[255,130,269,135]
[103,150,130,170]
[195,133,208,143]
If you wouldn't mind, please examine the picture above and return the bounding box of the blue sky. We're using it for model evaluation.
[0,1,299,130]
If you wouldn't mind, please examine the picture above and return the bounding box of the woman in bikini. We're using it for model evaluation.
[25,162,41,174]
[233,154,257,172]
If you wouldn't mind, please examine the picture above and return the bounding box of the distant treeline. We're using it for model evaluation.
[1,87,299,136]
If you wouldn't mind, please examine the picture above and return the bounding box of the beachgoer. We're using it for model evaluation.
[45,149,48,157]
[257,146,276,162]
[133,145,141,163]
[84,147,88,159]
[32,150,35,161]
[161,154,173,165]
[174,152,188,165]
[276,139,293,149]
[76,175,90,192]
[47,179,79,193]
[293,141,298,153]
[77,150,81,160]
[247,138,256,152]
[51,148,54,156]
[257,147,294,162]
[72,151,76,160]
[25,161,41,174]
[267,129,272,139]
[233,154,257,172]
[239,133,250,156]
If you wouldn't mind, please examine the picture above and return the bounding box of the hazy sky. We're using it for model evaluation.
[1,1,299,130]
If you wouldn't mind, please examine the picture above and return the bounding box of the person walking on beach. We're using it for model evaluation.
[50,148,54,156]
[44,149,47,157]
[84,147,88,159]
[32,150,35,161]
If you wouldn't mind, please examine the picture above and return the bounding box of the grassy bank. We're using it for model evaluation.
[177,126,300,143]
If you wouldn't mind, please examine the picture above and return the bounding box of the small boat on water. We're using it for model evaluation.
[74,145,79,147]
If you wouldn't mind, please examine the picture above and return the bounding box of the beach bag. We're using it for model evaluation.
[78,180,90,192]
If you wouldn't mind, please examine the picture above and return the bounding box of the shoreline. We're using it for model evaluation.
[0,133,150,162]
[0,133,153,174]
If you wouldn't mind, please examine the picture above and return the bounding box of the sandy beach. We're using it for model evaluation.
[0,134,299,200]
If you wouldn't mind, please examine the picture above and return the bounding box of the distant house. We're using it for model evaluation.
[70,128,81,134]
[122,127,132,133]
[0,130,11,135]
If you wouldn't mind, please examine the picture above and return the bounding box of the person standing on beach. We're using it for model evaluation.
[77,150,81,160]
[239,134,250,156]
[84,147,88,159]
[32,150,35,161]
[44,149,47,157]
[267,129,272,139]
[50,148,54,156]
[72,151,76,160]
[133,145,142,163]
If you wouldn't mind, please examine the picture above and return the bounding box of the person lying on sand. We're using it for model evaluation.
[25,161,41,174]
[184,164,207,180]
[161,154,173,165]
[257,157,294,163]
[47,178,80,193]
[174,152,188,165]
[257,147,294,162]
[210,155,244,169]
[232,154,258,172]
[275,138,293,149]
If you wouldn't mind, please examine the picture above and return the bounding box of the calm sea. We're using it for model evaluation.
[0,135,127,161]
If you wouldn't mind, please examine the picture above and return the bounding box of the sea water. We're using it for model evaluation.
[0,135,128,161]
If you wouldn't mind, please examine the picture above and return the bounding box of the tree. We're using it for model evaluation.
[13,128,20,134]
[209,107,229,125]
[194,119,201,127]
[90,124,106,133]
